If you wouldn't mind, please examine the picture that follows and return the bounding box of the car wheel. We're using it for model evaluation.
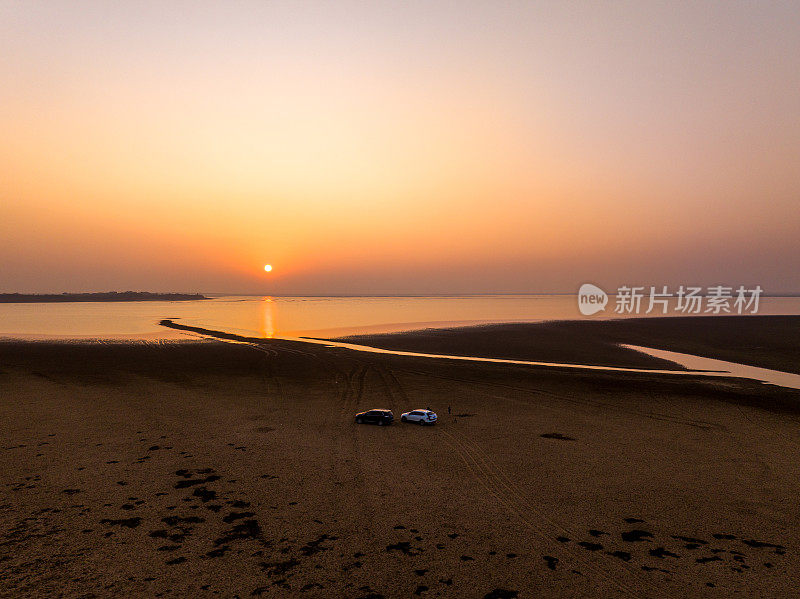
[356,418,362,424]
[378,420,384,426]
[419,419,425,425]
[401,416,407,422]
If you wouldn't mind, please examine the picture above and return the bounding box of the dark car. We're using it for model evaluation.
[355,409,394,426]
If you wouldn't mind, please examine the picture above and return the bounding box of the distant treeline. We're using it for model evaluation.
[0,292,208,303]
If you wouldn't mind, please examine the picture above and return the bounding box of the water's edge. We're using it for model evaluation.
[157,319,800,391]
[622,345,800,391]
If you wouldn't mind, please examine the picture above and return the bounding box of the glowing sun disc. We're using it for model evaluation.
[264,264,272,272]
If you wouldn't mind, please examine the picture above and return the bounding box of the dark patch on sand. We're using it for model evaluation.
[214,520,262,546]
[300,534,335,557]
[649,547,680,559]
[192,487,217,502]
[162,515,204,526]
[386,541,419,556]
[641,565,670,574]
[222,511,255,523]
[588,529,607,537]
[609,550,632,562]
[540,432,576,441]
[621,529,653,542]
[174,475,220,489]
[673,535,707,545]
[742,539,785,550]
[260,558,300,576]
[578,541,603,551]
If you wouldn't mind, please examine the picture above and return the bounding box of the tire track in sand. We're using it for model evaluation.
[438,429,649,597]
[443,429,661,591]
[375,362,650,598]
[393,365,721,431]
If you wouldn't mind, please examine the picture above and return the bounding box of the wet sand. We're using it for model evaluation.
[2,322,800,598]
[337,316,800,374]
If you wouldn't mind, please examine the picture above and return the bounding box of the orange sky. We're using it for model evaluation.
[2,2,799,294]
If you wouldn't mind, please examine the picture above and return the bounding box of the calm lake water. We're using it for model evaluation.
[1,295,799,340]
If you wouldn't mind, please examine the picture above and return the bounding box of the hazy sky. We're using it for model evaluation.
[2,1,799,294]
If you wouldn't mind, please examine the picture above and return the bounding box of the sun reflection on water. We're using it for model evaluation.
[260,297,275,338]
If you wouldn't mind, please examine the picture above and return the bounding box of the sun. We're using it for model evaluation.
[264,264,272,272]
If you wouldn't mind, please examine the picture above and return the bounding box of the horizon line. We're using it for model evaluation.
[4,291,800,298]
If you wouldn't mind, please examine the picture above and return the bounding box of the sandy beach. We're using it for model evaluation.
[2,319,800,598]
[6,0,800,596]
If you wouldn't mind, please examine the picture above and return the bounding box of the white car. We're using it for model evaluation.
[401,409,438,425]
